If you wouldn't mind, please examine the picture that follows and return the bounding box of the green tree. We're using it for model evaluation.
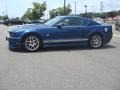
[49,4,72,18]
[0,15,9,21]
[100,13,107,19]
[49,9,59,19]
[81,12,107,20]
[32,2,47,20]
[3,15,9,20]
[22,2,47,20]
[118,10,120,15]
[107,11,117,19]
[22,8,32,20]
[0,16,2,20]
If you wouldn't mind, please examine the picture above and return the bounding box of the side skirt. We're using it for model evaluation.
[43,39,88,48]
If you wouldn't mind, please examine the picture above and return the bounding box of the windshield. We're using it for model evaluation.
[45,16,64,26]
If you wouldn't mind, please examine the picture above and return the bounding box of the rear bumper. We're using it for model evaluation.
[104,32,113,44]
[6,36,21,49]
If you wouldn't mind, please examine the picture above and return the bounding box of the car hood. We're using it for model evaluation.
[9,24,49,32]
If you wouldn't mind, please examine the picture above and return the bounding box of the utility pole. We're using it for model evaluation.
[84,5,87,14]
[5,6,8,16]
[100,1,103,13]
[74,2,77,14]
[64,0,66,15]
[84,5,87,17]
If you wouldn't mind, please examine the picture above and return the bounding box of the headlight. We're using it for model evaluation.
[9,32,17,37]
[9,32,14,37]
[7,32,10,37]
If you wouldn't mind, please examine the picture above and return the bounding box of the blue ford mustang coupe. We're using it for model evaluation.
[6,16,113,52]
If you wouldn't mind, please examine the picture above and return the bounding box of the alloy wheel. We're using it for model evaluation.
[24,36,40,51]
[90,35,102,48]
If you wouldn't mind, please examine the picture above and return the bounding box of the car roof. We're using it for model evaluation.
[57,16,92,21]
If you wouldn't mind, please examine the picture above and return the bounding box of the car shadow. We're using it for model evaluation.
[9,44,116,53]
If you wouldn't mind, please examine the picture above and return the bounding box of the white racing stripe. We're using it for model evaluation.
[43,39,88,44]
[113,34,120,38]
[43,34,120,44]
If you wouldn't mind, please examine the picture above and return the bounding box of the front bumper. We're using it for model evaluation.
[6,36,21,49]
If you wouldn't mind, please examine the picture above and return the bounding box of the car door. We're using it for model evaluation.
[59,18,89,42]
[45,17,88,44]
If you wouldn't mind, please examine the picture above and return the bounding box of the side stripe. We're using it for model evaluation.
[43,38,88,44]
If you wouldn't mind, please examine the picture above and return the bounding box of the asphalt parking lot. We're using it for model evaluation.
[0,25,120,90]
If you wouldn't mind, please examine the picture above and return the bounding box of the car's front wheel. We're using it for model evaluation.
[88,34,103,48]
[8,23,12,26]
[23,35,42,52]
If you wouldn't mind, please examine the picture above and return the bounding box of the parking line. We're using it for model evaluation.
[113,34,120,38]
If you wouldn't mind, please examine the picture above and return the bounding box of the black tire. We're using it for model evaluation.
[118,27,120,31]
[8,23,11,26]
[88,34,103,49]
[22,34,42,52]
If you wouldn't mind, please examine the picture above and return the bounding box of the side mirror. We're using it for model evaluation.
[56,23,64,29]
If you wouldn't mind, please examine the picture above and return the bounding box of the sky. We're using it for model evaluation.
[0,0,120,18]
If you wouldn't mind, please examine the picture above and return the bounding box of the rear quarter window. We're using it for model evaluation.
[87,20,101,26]
[82,20,89,26]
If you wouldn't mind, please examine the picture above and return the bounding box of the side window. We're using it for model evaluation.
[60,19,70,26]
[87,20,100,26]
[70,18,83,26]
[58,18,83,26]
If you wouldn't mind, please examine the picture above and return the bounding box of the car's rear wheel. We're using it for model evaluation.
[88,34,103,48]
[23,35,42,52]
